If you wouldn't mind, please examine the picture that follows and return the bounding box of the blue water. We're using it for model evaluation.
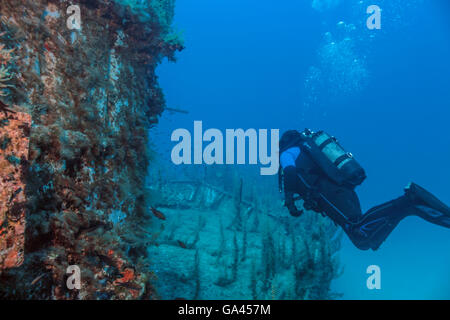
[156,0,450,299]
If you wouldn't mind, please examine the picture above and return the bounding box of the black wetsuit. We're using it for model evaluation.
[282,146,450,251]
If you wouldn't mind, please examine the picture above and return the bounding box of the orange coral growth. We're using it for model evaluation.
[115,268,135,284]
[0,111,31,270]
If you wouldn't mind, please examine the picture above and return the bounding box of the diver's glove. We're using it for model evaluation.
[285,191,303,217]
[303,194,319,212]
[288,203,303,217]
[301,184,321,212]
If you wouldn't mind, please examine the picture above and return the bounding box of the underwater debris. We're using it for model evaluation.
[148,165,343,300]
[177,240,187,249]
[151,206,167,220]
[165,107,189,114]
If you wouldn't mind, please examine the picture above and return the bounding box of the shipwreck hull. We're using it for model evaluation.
[0,0,181,299]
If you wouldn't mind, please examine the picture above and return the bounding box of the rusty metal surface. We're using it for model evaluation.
[0,111,31,270]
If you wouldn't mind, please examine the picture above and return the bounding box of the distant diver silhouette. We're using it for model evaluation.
[278,129,450,250]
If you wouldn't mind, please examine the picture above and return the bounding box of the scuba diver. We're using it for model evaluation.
[279,129,450,251]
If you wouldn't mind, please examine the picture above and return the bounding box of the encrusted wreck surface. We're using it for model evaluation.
[0,0,182,299]
[0,112,31,270]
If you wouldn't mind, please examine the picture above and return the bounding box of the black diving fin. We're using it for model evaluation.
[405,182,450,217]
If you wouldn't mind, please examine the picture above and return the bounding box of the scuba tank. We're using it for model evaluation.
[299,129,366,187]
